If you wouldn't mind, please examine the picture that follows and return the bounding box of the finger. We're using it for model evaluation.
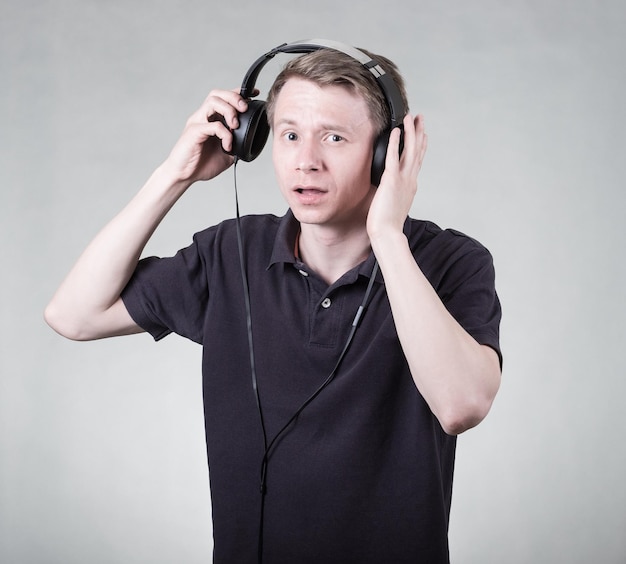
[190,89,248,130]
[392,113,417,173]
[385,125,403,172]
[401,114,427,173]
[184,118,234,153]
[415,114,428,168]
[203,88,249,109]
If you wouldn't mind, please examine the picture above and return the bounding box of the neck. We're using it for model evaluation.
[297,224,371,285]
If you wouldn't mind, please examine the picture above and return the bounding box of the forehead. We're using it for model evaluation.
[272,77,373,130]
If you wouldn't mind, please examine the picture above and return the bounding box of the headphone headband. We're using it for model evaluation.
[231,39,405,184]
[239,39,405,128]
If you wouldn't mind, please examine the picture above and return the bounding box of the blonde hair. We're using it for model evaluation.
[265,48,408,137]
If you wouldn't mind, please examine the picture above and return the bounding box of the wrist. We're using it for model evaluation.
[133,164,192,216]
[147,162,195,201]
[369,228,408,258]
[154,161,194,193]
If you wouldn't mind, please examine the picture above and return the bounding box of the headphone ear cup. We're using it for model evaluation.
[370,126,404,187]
[371,129,390,187]
[231,99,270,162]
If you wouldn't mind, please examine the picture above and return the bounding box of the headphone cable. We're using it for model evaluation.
[233,156,380,563]
[234,157,269,455]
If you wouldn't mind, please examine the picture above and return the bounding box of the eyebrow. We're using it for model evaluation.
[273,118,355,134]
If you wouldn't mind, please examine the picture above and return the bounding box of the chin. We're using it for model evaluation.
[289,207,328,226]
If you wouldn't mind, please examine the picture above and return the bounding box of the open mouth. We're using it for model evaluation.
[295,187,324,194]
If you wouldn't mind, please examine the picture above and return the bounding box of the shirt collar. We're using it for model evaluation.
[268,209,301,267]
[267,210,387,284]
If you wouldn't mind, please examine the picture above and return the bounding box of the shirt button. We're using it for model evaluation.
[321,298,332,309]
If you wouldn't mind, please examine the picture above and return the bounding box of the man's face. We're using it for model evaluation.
[271,77,377,231]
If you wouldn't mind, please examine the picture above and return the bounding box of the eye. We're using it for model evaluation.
[329,134,344,143]
[285,132,298,141]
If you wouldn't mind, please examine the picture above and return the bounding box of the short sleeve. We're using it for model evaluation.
[440,244,502,366]
[412,223,503,367]
[121,235,209,344]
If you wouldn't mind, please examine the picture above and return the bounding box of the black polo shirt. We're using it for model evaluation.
[122,210,502,564]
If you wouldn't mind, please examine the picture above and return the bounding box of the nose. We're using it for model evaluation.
[296,138,321,173]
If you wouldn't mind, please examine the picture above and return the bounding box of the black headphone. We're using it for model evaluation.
[230,39,406,187]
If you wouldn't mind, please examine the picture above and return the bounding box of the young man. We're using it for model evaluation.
[45,43,502,563]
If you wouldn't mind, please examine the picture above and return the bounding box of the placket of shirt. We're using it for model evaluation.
[293,261,345,348]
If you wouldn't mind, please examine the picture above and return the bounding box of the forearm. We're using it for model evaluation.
[45,88,249,340]
[371,231,501,435]
[45,165,190,340]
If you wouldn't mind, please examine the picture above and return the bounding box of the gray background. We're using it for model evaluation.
[2,0,625,562]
